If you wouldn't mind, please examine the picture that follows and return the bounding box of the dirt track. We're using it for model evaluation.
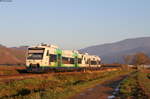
[70,75,127,99]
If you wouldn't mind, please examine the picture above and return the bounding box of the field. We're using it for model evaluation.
[118,69,150,99]
[0,65,150,99]
[0,65,129,99]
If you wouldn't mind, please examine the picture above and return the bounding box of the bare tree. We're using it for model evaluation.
[123,55,132,65]
[132,52,150,69]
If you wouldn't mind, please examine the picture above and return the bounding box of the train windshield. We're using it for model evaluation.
[27,48,45,59]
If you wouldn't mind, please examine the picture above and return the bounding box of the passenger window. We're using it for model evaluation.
[50,54,57,62]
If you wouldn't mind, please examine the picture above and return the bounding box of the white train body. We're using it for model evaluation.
[26,44,101,68]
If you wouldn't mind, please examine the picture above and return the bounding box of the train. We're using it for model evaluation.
[26,44,101,72]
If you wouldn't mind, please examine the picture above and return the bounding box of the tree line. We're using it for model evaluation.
[124,52,150,66]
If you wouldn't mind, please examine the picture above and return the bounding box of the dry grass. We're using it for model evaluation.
[119,69,150,99]
[0,70,131,99]
[0,66,26,76]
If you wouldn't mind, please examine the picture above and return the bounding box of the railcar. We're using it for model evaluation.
[26,44,101,72]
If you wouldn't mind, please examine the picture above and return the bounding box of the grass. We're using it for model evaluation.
[119,69,150,99]
[0,69,131,99]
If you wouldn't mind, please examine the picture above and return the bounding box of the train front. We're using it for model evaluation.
[26,46,47,70]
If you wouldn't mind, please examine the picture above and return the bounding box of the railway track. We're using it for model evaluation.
[0,66,121,82]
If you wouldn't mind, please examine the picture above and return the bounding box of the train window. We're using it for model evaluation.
[91,61,97,65]
[78,58,82,64]
[27,53,43,59]
[99,61,101,64]
[46,50,49,56]
[62,57,70,64]
[70,58,74,64]
[68,58,70,61]
[50,54,57,62]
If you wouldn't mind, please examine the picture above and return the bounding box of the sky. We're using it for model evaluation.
[0,0,150,50]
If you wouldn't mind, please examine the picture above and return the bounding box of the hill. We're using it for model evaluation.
[80,37,150,63]
[0,45,27,65]
[1,37,150,64]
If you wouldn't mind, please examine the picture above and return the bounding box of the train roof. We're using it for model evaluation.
[28,43,101,59]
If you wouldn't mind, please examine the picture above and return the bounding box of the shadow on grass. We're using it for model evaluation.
[17,69,28,73]
[0,88,46,99]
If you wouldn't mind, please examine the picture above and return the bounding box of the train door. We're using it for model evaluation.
[46,50,50,66]
[57,54,62,67]
[74,56,78,67]
[88,59,91,67]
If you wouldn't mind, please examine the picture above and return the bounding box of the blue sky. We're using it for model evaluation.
[0,0,150,49]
